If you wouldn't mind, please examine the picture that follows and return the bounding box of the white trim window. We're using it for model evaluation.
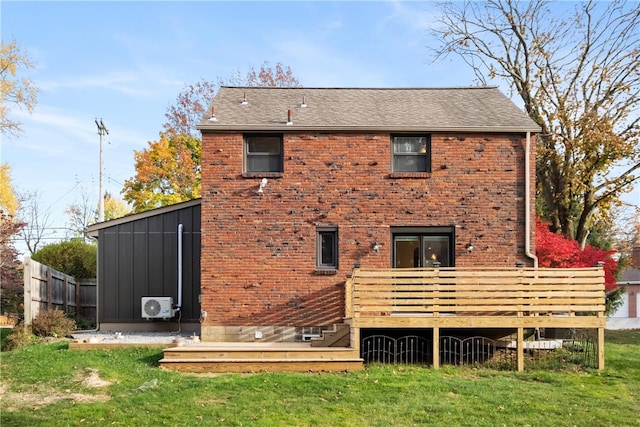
[391,134,431,173]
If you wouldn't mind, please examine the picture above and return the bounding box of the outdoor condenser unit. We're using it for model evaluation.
[141,297,174,319]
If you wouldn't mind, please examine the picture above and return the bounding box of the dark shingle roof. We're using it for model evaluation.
[619,267,640,283]
[198,86,540,133]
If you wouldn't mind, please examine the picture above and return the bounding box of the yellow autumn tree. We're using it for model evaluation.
[1,39,38,137]
[122,133,201,212]
[104,193,131,220]
[0,163,19,216]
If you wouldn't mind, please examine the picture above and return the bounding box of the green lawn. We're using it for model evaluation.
[1,330,638,426]
[0,327,12,348]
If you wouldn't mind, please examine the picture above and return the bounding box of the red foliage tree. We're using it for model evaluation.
[536,218,618,291]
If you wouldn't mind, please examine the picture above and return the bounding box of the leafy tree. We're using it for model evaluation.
[433,0,640,247]
[122,133,201,212]
[536,218,618,294]
[104,192,131,220]
[31,239,96,279]
[0,39,39,137]
[235,61,301,89]
[0,166,25,317]
[537,217,623,315]
[0,164,19,215]
[163,80,217,138]
[124,62,300,212]
[0,212,26,318]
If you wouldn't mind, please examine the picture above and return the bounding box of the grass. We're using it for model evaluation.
[1,330,639,427]
[0,328,11,348]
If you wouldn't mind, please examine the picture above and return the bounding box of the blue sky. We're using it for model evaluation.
[1,1,637,254]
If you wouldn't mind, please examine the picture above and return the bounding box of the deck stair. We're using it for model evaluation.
[311,323,351,347]
[159,342,363,373]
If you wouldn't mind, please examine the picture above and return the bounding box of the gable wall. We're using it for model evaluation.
[200,131,535,340]
[98,203,201,327]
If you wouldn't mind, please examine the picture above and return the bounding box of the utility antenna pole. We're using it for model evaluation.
[95,118,109,222]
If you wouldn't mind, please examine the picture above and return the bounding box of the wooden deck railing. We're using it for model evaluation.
[347,267,605,319]
[345,267,606,370]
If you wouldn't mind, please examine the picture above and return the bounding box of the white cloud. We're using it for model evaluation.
[39,71,157,97]
[321,19,344,31]
[378,1,441,36]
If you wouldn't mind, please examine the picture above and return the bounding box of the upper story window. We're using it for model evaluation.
[391,135,431,173]
[244,134,283,173]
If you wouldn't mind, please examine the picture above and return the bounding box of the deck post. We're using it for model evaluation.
[595,262,606,371]
[517,327,524,372]
[597,326,605,370]
[351,324,360,355]
[433,327,440,369]
[344,276,353,319]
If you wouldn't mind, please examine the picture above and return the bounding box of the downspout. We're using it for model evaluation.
[177,223,183,310]
[525,131,538,268]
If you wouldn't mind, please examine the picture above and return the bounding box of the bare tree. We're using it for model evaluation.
[432,0,640,246]
[17,190,53,254]
[66,188,98,241]
[163,61,301,138]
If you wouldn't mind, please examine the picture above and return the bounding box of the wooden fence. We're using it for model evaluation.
[23,257,96,325]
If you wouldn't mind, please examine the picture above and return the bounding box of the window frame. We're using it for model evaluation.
[391,134,432,173]
[243,134,284,174]
[316,226,339,271]
[391,226,455,268]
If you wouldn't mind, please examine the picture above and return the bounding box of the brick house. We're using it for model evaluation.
[197,87,540,343]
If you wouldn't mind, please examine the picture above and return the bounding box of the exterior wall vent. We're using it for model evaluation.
[301,333,322,342]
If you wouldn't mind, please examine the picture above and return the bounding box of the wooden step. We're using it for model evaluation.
[159,342,364,373]
[162,346,359,360]
[311,323,351,347]
[159,358,364,373]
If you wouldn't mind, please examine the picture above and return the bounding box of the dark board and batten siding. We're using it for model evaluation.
[95,201,201,324]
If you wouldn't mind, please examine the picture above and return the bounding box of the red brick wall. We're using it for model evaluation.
[200,131,535,328]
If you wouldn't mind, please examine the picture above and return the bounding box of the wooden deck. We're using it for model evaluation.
[160,267,606,373]
[347,267,606,370]
[160,342,363,373]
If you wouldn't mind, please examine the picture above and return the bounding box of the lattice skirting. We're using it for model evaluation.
[361,333,598,369]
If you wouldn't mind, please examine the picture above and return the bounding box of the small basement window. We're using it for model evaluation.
[316,226,338,270]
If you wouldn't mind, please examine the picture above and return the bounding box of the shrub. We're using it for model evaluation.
[31,238,97,278]
[1,289,24,321]
[74,316,95,330]
[3,323,36,351]
[31,309,76,338]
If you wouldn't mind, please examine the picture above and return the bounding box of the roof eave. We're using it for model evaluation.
[198,125,542,133]
[86,198,202,237]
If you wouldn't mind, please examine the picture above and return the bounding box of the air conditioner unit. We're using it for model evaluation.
[141,297,174,319]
